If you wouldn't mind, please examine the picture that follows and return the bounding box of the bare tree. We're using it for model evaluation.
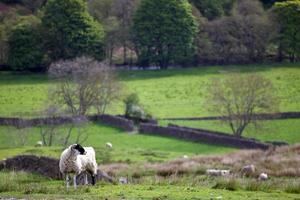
[61,116,89,147]
[39,106,61,146]
[39,106,89,147]
[48,56,121,116]
[112,0,139,65]
[207,74,279,137]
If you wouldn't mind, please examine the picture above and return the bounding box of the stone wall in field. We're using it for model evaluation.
[0,114,135,132]
[89,114,135,132]
[161,112,300,121]
[139,123,270,150]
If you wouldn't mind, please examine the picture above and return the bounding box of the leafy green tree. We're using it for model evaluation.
[7,16,44,70]
[190,0,235,20]
[41,0,105,61]
[132,0,198,69]
[274,0,300,62]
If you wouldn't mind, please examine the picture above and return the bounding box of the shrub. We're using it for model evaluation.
[124,93,152,120]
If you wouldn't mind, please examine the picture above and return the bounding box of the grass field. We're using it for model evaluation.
[0,122,234,163]
[0,64,300,199]
[0,171,299,200]
[0,63,300,117]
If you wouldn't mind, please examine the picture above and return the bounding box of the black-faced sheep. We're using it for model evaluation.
[59,144,98,189]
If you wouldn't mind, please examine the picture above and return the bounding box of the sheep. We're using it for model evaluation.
[59,144,98,189]
[258,173,268,181]
[106,142,113,149]
[119,177,128,184]
[241,164,255,176]
[206,169,230,177]
[35,141,43,147]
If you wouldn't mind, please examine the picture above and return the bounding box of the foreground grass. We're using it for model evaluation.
[0,122,234,163]
[0,171,299,200]
[0,63,300,117]
[160,119,300,144]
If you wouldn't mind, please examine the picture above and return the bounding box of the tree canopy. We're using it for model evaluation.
[42,0,105,61]
[132,0,198,69]
[274,0,300,62]
[7,16,44,70]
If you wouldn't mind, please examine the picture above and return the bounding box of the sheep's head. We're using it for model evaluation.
[71,144,86,155]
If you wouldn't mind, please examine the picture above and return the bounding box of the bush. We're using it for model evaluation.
[124,93,152,120]
[7,16,44,71]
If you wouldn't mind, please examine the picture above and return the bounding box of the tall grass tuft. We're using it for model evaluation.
[212,178,239,191]
[284,181,300,194]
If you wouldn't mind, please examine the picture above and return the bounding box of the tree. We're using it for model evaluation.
[0,7,20,65]
[88,0,121,65]
[190,0,235,20]
[42,0,105,62]
[207,74,279,137]
[112,0,139,65]
[7,16,44,70]
[48,56,121,116]
[199,0,274,64]
[88,0,139,65]
[274,0,300,62]
[132,0,198,69]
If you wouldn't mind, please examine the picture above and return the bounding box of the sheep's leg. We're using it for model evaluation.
[91,174,96,185]
[66,174,70,189]
[73,174,77,189]
[85,173,88,185]
[88,171,96,185]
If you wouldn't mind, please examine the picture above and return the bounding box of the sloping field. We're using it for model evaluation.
[0,63,299,117]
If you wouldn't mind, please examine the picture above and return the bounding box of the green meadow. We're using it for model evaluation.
[0,122,234,163]
[0,63,300,117]
[0,63,300,199]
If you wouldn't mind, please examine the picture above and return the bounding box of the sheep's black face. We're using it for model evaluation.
[74,144,86,155]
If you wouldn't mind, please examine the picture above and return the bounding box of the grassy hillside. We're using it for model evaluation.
[0,64,300,199]
[0,122,233,163]
[0,63,300,117]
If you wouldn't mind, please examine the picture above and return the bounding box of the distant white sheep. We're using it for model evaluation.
[106,142,113,149]
[35,141,43,147]
[258,173,268,181]
[59,144,98,189]
[206,169,230,177]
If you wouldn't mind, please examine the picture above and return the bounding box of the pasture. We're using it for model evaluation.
[0,63,300,117]
[0,122,233,163]
[0,171,299,200]
[0,63,300,199]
